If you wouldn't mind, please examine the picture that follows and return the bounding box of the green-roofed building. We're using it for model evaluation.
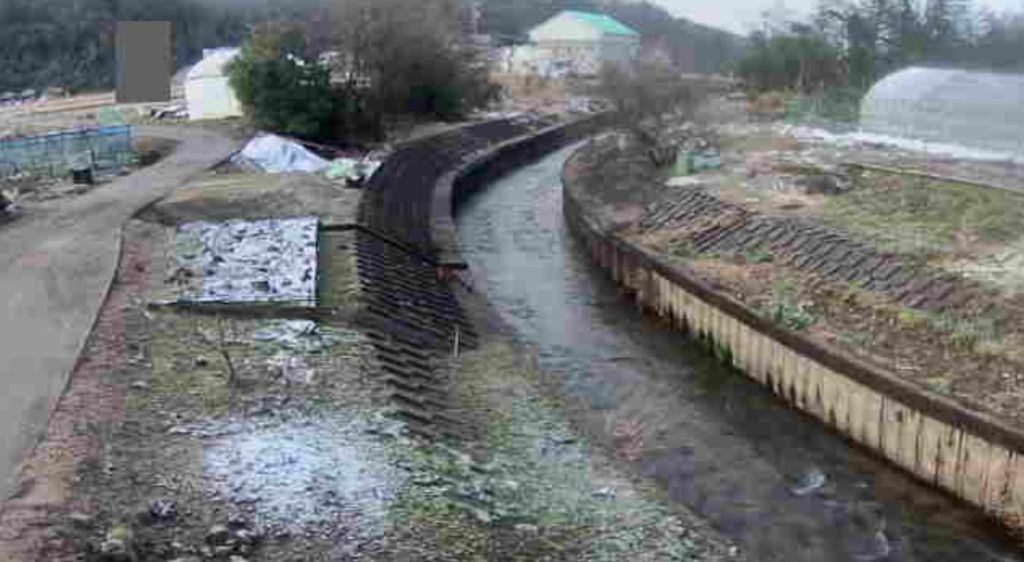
[526,10,640,77]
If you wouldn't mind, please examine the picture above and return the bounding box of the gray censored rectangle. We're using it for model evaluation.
[115,21,171,103]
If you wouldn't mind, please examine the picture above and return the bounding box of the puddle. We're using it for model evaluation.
[203,412,406,538]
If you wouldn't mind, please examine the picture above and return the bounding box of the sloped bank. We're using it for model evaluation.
[562,139,1024,533]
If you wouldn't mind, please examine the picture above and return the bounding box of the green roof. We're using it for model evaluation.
[563,10,640,37]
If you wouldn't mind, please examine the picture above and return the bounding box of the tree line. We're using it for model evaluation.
[737,0,1024,94]
[0,0,745,95]
[0,0,328,94]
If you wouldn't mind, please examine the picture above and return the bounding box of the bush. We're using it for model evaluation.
[228,25,344,140]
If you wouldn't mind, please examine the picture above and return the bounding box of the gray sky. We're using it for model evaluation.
[653,0,1024,35]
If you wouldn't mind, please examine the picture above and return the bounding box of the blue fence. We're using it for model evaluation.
[0,126,137,179]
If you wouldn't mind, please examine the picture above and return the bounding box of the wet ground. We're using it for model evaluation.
[456,144,1024,562]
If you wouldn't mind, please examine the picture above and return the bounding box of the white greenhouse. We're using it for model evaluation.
[860,67,1024,155]
[185,48,243,121]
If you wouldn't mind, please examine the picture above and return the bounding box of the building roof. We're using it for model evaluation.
[561,11,639,36]
[186,48,241,80]
[540,10,634,36]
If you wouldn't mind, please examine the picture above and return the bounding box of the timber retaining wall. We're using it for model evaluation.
[562,141,1024,532]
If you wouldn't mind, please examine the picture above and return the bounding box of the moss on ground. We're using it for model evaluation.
[318,230,362,312]
[824,173,1024,260]
[377,341,734,561]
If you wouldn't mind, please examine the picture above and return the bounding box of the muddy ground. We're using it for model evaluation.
[0,163,738,561]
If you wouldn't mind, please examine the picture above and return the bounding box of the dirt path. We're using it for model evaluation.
[0,125,238,500]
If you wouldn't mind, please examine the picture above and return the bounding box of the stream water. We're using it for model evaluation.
[456,143,1022,562]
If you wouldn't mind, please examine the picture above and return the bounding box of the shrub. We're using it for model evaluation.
[228,24,344,140]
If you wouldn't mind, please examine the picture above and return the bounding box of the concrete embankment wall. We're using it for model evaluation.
[431,114,611,265]
[561,142,1024,531]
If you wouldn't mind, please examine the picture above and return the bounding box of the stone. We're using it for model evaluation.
[98,525,135,561]
[206,524,231,545]
[148,498,178,522]
[790,467,827,496]
[470,509,492,525]
[68,511,93,526]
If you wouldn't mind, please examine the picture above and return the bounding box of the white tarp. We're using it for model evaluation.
[238,134,330,174]
[175,217,319,305]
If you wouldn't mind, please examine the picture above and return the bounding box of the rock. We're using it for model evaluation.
[233,528,259,545]
[470,509,492,525]
[206,524,231,545]
[194,356,209,368]
[790,467,827,496]
[68,511,93,527]
[130,381,150,390]
[513,524,538,534]
[165,558,201,562]
[99,525,135,561]
[229,556,249,562]
[592,486,616,500]
[797,173,850,195]
[227,513,250,529]
[148,498,178,522]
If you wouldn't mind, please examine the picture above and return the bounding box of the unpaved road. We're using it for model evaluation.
[0,126,237,499]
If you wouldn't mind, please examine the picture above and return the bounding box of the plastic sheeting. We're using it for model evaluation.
[175,217,319,305]
[238,134,330,174]
[860,67,1024,155]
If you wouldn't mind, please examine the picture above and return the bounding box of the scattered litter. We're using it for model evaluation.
[325,155,383,187]
[665,176,705,188]
[236,134,330,174]
[251,320,341,355]
[151,103,187,120]
[674,148,722,176]
[173,217,319,305]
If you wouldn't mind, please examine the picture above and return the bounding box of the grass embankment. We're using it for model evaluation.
[824,171,1024,265]
[382,341,735,561]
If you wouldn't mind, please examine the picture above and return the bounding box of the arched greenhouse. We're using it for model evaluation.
[859,67,1024,155]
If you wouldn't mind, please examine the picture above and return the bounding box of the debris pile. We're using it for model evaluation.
[172,217,319,305]
[235,134,330,174]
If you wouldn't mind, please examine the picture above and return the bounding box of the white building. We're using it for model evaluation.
[185,48,243,121]
[524,10,640,77]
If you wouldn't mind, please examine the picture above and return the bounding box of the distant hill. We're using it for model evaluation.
[0,0,745,94]
[480,0,745,74]
[0,0,329,94]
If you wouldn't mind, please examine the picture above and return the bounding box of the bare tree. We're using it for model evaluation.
[598,60,706,164]
[331,0,495,125]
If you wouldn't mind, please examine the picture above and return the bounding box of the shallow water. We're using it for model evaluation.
[456,144,1023,562]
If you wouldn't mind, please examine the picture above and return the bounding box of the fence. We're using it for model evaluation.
[0,126,137,180]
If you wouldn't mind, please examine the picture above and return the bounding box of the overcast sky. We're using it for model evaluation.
[654,0,1024,35]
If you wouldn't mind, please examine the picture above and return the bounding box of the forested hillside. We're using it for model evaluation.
[481,0,745,73]
[0,0,744,94]
[0,0,329,93]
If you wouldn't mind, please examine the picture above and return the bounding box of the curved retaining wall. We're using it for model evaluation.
[562,141,1024,532]
[432,114,611,265]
